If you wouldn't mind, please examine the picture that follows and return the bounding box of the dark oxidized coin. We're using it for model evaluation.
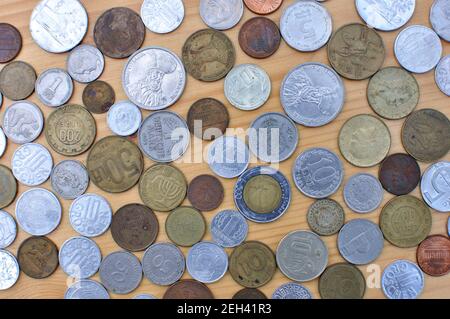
[239,17,281,59]
[187,98,230,141]
[18,236,59,279]
[232,288,267,299]
[82,81,116,114]
[319,263,366,299]
[0,23,22,63]
[379,153,421,195]
[187,174,224,211]
[417,235,450,277]
[163,279,214,299]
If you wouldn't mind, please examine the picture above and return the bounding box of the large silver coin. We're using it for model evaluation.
[51,160,89,200]
[435,55,450,96]
[355,0,415,31]
[59,236,101,279]
[211,210,248,248]
[30,0,88,53]
[0,250,19,290]
[431,0,450,42]
[343,173,384,214]
[123,47,186,111]
[0,211,16,249]
[394,25,442,73]
[141,0,185,34]
[207,136,249,179]
[272,283,313,299]
[65,280,110,299]
[67,44,105,83]
[3,101,44,144]
[36,68,73,108]
[199,0,243,30]
[12,143,53,186]
[281,63,345,127]
[16,188,61,236]
[421,161,450,213]
[382,260,424,299]
[186,241,228,284]
[69,194,112,237]
[107,100,142,137]
[0,128,6,158]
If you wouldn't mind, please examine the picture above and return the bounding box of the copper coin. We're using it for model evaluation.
[0,23,22,63]
[111,204,159,252]
[417,235,450,277]
[0,61,36,100]
[379,153,421,195]
[163,279,214,299]
[232,288,267,299]
[244,0,283,15]
[187,174,224,211]
[187,98,230,140]
[238,17,281,59]
[94,7,145,59]
[18,236,59,279]
[82,80,115,114]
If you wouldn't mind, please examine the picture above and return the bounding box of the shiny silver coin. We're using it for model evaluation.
[36,68,73,108]
[355,0,415,31]
[343,173,384,214]
[12,143,53,186]
[0,211,16,249]
[3,101,44,144]
[107,100,142,137]
[435,55,450,96]
[199,0,243,30]
[30,0,88,53]
[51,160,89,200]
[272,283,313,299]
[67,44,105,83]
[16,188,61,236]
[281,63,345,127]
[59,236,101,279]
[0,93,2,108]
[382,260,424,299]
[0,250,19,290]
[65,279,110,299]
[431,0,450,42]
[0,128,6,158]
[134,294,157,299]
[186,241,228,284]
[207,136,249,179]
[421,161,450,213]
[211,210,248,248]
[141,0,184,34]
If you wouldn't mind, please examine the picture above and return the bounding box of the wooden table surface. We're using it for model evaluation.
[0,0,449,299]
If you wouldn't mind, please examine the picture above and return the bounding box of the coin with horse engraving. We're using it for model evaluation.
[0,23,21,63]
[0,210,16,249]
[319,263,366,299]
[59,236,101,279]
[3,101,43,144]
[307,199,345,236]
[355,0,415,31]
[166,206,206,247]
[12,143,53,186]
[36,68,73,108]
[65,280,110,299]
[379,153,421,195]
[188,174,224,211]
[141,0,184,34]
[18,236,59,279]
[238,17,281,59]
[82,81,115,114]
[0,250,19,290]
[199,0,243,30]
[421,161,450,213]
[0,165,17,209]
[417,235,450,276]
[67,44,105,83]
[382,260,424,299]
[244,0,282,15]
[51,160,89,200]
[163,279,214,299]
[187,98,229,141]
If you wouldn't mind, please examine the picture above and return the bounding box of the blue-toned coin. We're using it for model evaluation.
[382,260,424,299]
[186,241,228,284]
[272,283,313,299]
[211,210,248,248]
[133,293,157,299]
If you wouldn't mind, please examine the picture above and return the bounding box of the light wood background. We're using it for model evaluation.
[0,0,449,299]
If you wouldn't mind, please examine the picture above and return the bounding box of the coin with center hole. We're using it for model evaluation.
[82,81,115,114]
[188,175,224,211]
[18,236,59,279]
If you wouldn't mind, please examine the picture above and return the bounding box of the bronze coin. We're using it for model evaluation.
[0,165,17,209]
[0,23,22,63]
[244,0,283,15]
[111,204,159,252]
[94,7,145,59]
[0,61,36,100]
[82,81,115,114]
[18,236,59,279]
[238,17,281,59]
[232,288,267,299]
[163,279,214,299]
[187,98,230,140]
[417,235,450,277]
[187,174,224,211]
[379,153,421,195]
[319,263,366,299]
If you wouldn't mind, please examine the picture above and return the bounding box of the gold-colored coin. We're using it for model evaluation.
[166,206,205,247]
[0,61,36,100]
[243,175,281,214]
[0,165,17,209]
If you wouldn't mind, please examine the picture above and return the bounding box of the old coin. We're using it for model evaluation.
[431,0,450,42]
[59,236,101,279]
[382,260,424,299]
[3,101,43,144]
[272,283,313,299]
[94,7,145,59]
[188,175,224,211]
[244,0,282,15]
[421,161,450,213]
[182,29,235,82]
[417,235,450,276]
[139,164,187,212]
[82,81,115,114]
[87,136,143,193]
[238,17,281,59]
[12,143,53,186]
[166,206,206,247]
[107,101,142,137]
[187,241,228,284]
[402,109,450,162]
[199,0,243,30]
[45,104,96,156]
[207,136,250,179]
[367,67,419,120]
[319,263,366,299]
[111,204,159,252]
[0,23,21,63]
[343,173,384,214]
[163,279,214,299]
[307,199,345,236]
[141,0,184,34]
[0,61,35,100]
[51,160,89,200]
[0,210,17,249]
[18,236,59,279]
[339,114,391,167]
[243,175,280,214]
[65,280,110,299]
[67,44,105,83]
[379,153,421,195]
[0,250,19,290]
[355,0,415,31]
[436,55,450,96]
[211,210,248,248]
[36,68,73,108]
[0,165,17,209]
[229,241,276,288]
[233,288,267,299]
[187,98,229,141]
[328,23,385,80]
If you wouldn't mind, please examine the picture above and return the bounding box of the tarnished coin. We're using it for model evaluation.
[82,81,115,114]
[436,55,450,96]
[0,250,19,290]
[272,283,313,299]
[238,17,281,59]
[18,236,58,279]
[143,242,185,286]
[141,0,184,34]
[3,101,43,144]
[355,0,415,31]
[229,241,276,288]
[65,280,110,299]
[187,98,229,141]
[208,136,249,179]
[111,204,159,252]
[67,44,105,83]
[395,25,442,74]
[382,260,424,299]
[343,173,384,214]
[87,136,144,193]
[402,109,450,162]
[380,196,432,248]
[45,104,96,156]
[36,68,73,108]
[233,288,267,299]
[379,153,421,195]
[0,211,16,248]
[328,23,385,80]
[199,0,243,30]
[94,7,145,59]
[280,63,345,127]
[187,241,228,284]
[188,174,224,211]
[0,165,17,209]
[0,23,21,63]
[307,199,345,236]
[139,164,187,212]
[107,101,142,137]
[166,206,206,247]
[182,29,235,82]
[12,143,53,186]
[211,210,248,248]
[51,160,89,200]
[69,194,112,237]
[367,67,419,120]
[163,279,214,299]
[431,0,450,42]
[421,161,450,213]
[319,263,366,299]
[339,114,391,167]
[0,61,36,100]
[417,235,450,276]
[59,236,101,279]
[244,0,282,15]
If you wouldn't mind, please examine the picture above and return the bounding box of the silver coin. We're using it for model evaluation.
[30,0,88,53]
[186,241,228,284]
[100,251,143,295]
[122,46,186,111]
[15,188,61,236]
[69,193,112,237]
[355,0,415,31]
[343,173,384,214]
[207,135,249,179]
[0,128,6,158]
[280,1,332,52]
[0,92,2,107]
[141,0,184,34]
[51,160,89,200]
[142,242,185,286]
[36,68,73,107]
[276,230,328,282]
[272,283,313,299]
[59,236,101,279]
[394,25,443,74]
[12,143,53,186]
[382,260,424,299]
[138,110,190,163]
[134,294,157,299]
[199,0,243,30]
[107,100,142,137]
[431,0,450,42]
[0,211,16,249]
[248,112,298,163]
[65,279,110,299]
[224,64,271,111]
[435,55,450,96]
[0,250,19,290]
[281,63,345,127]
[338,219,384,265]
[292,148,344,199]
[3,101,44,144]
[421,161,450,213]
[448,216,450,236]
[67,44,105,83]
[211,210,248,248]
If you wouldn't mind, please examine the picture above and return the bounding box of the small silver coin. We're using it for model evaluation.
[207,136,249,179]
[141,0,185,34]
[107,100,142,137]
[0,211,16,249]
[435,55,450,96]
[186,241,228,284]
[343,173,384,214]
[382,260,424,299]
[36,68,73,107]
[3,101,44,144]
[0,128,6,158]
[199,0,243,30]
[12,143,53,186]
[355,0,415,31]
[431,0,450,42]
[272,283,313,299]
[420,161,450,213]
[67,44,105,83]
[65,279,110,299]
[0,250,20,290]
[51,160,89,200]
[133,294,157,299]
[59,236,101,279]
[211,210,248,248]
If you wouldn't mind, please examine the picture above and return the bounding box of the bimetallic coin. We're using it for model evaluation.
[0,61,36,101]
[307,199,345,236]
[272,283,313,299]
[187,241,228,284]
[199,0,243,30]
[12,143,53,187]
[431,0,450,42]
[238,17,281,59]
[67,44,105,83]
[36,68,73,108]
[233,288,267,299]
[211,210,248,248]
[343,173,384,214]
[382,260,424,299]
[18,236,59,279]
[0,211,16,249]
[319,263,366,299]
[82,81,115,114]
[379,153,421,195]
[51,160,89,200]
[163,279,214,299]
[417,235,450,276]
[59,236,101,279]
[107,101,142,137]
[166,206,206,247]
[0,250,19,290]
[3,101,43,144]
[0,23,22,63]
[0,165,17,209]
[355,0,415,31]
[141,0,184,34]
[69,194,112,237]
[207,136,249,179]
[187,98,229,141]
[65,280,110,299]
[435,55,450,96]
[244,0,283,15]
[421,161,450,213]
[188,174,224,211]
